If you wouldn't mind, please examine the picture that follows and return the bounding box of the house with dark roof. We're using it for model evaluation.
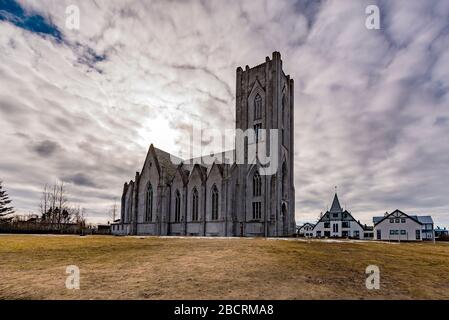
[297,222,315,237]
[312,193,373,239]
[373,210,434,241]
[434,226,448,239]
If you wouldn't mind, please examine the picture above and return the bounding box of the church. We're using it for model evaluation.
[111,52,296,237]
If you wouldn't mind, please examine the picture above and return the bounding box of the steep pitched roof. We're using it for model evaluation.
[329,193,343,213]
[298,223,315,231]
[153,146,179,179]
[373,209,423,226]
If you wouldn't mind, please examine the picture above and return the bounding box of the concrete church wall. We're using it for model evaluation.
[114,52,296,238]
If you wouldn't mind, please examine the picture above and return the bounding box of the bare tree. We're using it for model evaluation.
[40,181,70,228]
[71,205,86,227]
[110,198,118,223]
[39,184,50,217]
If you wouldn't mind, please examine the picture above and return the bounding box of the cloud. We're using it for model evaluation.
[31,140,60,157]
[61,173,97,188]
[0,0,448,227]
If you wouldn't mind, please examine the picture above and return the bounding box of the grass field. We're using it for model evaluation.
[0,235,448,300]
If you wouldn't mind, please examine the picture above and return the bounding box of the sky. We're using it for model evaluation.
[1,0,449,227]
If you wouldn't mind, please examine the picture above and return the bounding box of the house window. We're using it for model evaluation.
[342,222,349,228]
[390,230,395,235]
[211,185,219,220]
[395,218,400,223]
[317,231,322,237]
[252,202,261,220]
[400,230,406,235]
[192,188,199,221]
[324,231,330,237]
[416,230,421,240]
[377,230,381,239]
[333,224,339,233]
[390,219,394,223]
[354,231,360,238]
[401,218,406,223]
[254,94,262,120]
[333,213,338,218]
[324,222,330,228]
[145,183,153,222]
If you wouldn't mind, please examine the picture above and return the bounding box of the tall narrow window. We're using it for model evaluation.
[252,202,261,220]
[282,162,287,199]
[192,188,199,221]
[254,123,262,143]
[254,94,262,120]
[211,185,219,220]
[145,183,153,222]
[282,95,286,124]
[175,190,181,222]
[282,95,286,146]
[253,171,261,197]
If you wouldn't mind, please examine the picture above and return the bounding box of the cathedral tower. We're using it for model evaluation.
[234,52,296,236]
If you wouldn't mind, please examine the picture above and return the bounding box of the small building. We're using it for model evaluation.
[111,219,129,235]
[434,226,448,239]
[373,210,434,241]
[297,223,315,237]
[363,225,374,240]
[312,193,372,240]
[96,224,111,235]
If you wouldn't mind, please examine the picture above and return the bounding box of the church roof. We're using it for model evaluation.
[329,193,343,213]
[153,146,179,180]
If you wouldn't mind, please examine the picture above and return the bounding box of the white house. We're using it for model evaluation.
[297,223,315,237]
[373,210,434,241]
[313,193,372,240]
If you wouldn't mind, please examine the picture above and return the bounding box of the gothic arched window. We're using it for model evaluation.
[253,171,261,197]
[175,190,181,222]
[254,94,262,120]
[211,185,219,220]
[192,188,199,221]
[145,183,153,222]
[282,162,287,199]
[282,95,286,145]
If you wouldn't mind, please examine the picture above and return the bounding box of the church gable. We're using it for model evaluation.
[137,149,160,223]
[207,162,223,180]
[189,164,206,184]
[171,166,189,187]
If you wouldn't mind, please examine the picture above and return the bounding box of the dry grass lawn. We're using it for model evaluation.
[0,235,448,300]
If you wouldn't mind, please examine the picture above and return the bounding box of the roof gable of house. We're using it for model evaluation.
[373,209,423,226]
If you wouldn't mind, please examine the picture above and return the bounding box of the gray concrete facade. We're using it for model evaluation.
[112,52,296,237]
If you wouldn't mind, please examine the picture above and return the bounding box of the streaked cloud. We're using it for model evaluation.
[1,0,449,226]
